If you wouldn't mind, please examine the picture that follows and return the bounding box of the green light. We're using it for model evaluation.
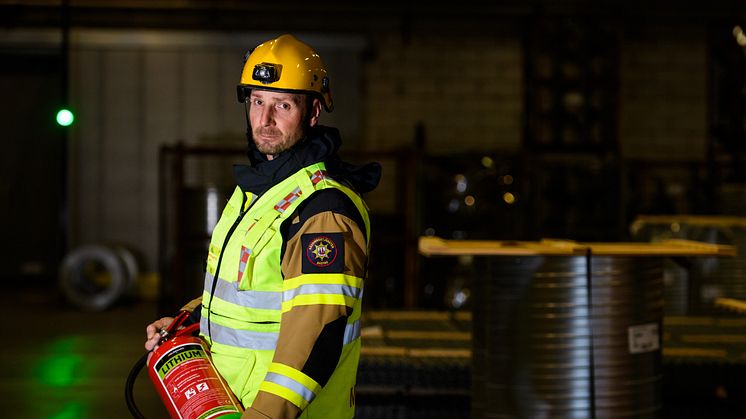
[34,338,84,387]
[56,108,75,126]
[36,355,82,387]
[49,402,85,419]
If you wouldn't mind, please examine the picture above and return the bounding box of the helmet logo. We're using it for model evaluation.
[252,63,281,84]
[321,76,330,92]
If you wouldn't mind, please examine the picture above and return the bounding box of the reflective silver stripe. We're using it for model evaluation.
[274,186,302,213]
[205,272,282,311]
[264,372,316,404]
[283,283,361,302]
[343,319,361,345]
[310,170,329,184]
[201,317,279,350]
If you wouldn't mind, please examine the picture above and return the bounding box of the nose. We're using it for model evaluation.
[259,106,274,126]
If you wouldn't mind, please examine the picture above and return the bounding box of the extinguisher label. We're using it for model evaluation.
[152,342,241,419]
[156,344,206,379]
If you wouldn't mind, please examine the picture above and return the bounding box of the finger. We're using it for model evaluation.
[145,336,159,351]
[146,317,173,337]
[146,324,158,339]
[145,324,162,349]
[144,317,175,351]
[145,332,161,350]
[157,317,175,330]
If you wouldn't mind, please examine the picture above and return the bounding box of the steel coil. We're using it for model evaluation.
[59,244,139,311]
[473,255,664,418]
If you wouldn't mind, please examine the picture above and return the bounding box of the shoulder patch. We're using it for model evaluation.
[302,233,345,273]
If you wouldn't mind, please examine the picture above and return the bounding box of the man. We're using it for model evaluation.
[145,34,380,419]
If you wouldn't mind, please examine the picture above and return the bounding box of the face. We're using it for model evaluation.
[248,89,320,159]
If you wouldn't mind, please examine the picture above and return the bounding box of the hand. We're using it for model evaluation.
[145,317,175,352]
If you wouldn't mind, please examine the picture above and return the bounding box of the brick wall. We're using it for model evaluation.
[363,33,523,154]
[364,23,709,161]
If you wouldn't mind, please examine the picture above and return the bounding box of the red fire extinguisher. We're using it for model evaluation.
[126,310,243,419]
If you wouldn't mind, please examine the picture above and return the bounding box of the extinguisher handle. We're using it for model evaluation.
[160,310,192,341]
[174,322,201,337]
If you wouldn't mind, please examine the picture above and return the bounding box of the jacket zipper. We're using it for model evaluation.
[206,193,249,341]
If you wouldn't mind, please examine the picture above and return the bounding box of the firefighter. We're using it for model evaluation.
[145,34,380,419]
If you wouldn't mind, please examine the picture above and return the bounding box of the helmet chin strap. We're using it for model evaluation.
[244,103,252,147]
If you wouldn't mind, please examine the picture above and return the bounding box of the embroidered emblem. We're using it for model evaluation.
[302,233,344,273]
[306,236,338,267]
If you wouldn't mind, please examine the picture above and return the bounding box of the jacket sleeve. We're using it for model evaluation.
[180,297,202,326]
[244,190,368,419]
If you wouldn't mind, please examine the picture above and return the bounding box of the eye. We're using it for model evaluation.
[277,102,291,111]
[251,98,263,106]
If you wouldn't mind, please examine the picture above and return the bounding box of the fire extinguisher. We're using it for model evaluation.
[125,310,243,418]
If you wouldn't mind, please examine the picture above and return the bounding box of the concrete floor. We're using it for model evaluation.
[0,286,168,419]
[0,284,471,419]
[8,281,746,419]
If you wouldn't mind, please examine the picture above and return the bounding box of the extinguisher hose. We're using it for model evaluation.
[125,352,149,419]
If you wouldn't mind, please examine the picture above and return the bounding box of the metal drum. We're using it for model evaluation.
[473,255,664,418]
[630,221,689,316]
[687,224,746,313]
[632,216,746,315]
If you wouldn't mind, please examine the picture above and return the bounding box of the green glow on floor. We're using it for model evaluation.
[35,338,84,387]
[48,402,85,419]
[36,355,83,387]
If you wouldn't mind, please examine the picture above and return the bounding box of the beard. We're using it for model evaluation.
[252,125,306,156]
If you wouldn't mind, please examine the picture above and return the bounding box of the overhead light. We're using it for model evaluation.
[737,33,746,47]
[503,192,516,205]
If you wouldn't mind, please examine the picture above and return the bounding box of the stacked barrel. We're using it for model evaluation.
[420,237,733,418]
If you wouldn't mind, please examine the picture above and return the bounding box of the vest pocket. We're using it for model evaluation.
[237,226,280,291]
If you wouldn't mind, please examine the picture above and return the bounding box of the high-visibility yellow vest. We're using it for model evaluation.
[200,161,370,418]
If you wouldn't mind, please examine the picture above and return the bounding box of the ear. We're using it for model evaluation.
[309,98,322,127]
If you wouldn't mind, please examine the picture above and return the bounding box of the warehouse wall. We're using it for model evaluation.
[363,23,709,157]
[65,30,365,270]
[620,22,708,160]
[0,20,714,272]
[363,32,524,153]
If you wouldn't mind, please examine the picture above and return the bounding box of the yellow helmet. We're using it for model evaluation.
[237,34,333,112]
